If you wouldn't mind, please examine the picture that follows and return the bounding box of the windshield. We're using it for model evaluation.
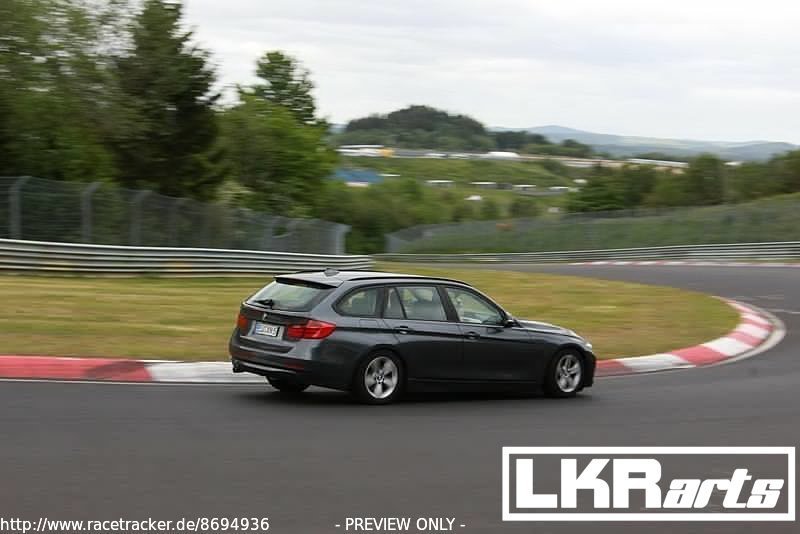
[248,280,332,312]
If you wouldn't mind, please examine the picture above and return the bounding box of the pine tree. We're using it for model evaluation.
[253,51,317,125]
[111,0,221,199]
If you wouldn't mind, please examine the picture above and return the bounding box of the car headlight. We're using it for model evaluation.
[569,330,592,350]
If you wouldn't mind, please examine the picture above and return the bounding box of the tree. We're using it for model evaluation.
[480,197,500,219]
[252,51,317,125]
[509,196,540,218]
[495,131,550,150]
[771,150,800,194]
[683,154,725,205]
[110,0,221,199]
[220,95,337,214]
[618,164,658,206]
[644,173,690,207]
[0,0,119,181]
[726,162,776,202]
[566,165,625,212]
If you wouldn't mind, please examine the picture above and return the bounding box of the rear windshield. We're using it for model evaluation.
[248,280,332,312]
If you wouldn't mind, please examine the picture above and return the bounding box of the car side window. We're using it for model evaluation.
[384,287,405,319]
[445,287,504,325]
[337,287,380,317]
[396,286,447,321]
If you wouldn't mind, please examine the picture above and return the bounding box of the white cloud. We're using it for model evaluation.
[184,0,800,142]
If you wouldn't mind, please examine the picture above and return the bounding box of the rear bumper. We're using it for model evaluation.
[229,337,351,390]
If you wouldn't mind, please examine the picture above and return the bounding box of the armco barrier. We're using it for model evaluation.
[376,241,800,264]
[0,239,372,275]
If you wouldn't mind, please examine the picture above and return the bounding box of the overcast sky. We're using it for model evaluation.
[183,0,800,143]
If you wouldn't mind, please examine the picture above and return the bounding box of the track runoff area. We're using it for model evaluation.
[0,263,796,533]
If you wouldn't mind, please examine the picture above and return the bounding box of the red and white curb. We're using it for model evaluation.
[0,356,263,383]
[570,260,800,268]
[0,300,779,383]
[596,299,779,377]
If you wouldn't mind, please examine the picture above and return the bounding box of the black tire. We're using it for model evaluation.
[352,351,403,405]
[266,375,309,393]
[543,349,585,398]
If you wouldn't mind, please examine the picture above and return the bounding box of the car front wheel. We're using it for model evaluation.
[267,375,309,393]
[544,350,584,398]
[353,352,403,404]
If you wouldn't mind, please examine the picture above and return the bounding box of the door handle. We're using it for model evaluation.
[464,331,480,340]
[394,326,412,334]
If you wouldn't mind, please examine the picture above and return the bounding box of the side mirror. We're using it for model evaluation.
[503,317,518,328]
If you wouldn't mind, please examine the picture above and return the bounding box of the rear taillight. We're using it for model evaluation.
[236,312,249,331]
[286,319,336,340]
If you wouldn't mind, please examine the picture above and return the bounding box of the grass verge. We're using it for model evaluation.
[0,269,737,361]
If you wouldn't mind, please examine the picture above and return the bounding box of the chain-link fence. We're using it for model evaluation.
[386,198,800,253]
[0,176,350,254]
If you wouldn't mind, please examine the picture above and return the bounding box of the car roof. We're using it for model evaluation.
[276,270,469,288]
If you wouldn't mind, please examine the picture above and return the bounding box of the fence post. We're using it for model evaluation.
[331,224,351,255]
[261,216,277,251]
[129,190,151,246]
[168,198,187,246]
[9,176,31,239]
[80,182,102,243]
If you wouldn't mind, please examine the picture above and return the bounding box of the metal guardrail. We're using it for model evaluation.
[0,239,373,276]
[377,242,800,263]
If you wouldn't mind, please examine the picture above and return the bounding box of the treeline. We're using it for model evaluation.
[313,178,542,253]
[0,0,555,253]
[335,105,594,157]
[1,0,335,213]
[567,153,800,212]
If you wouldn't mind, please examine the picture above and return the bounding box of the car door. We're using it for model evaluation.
[442,286,539,382]
[381,285,464,381]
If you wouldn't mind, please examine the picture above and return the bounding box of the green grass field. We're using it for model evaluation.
[0,268,737,361]
[342,156,577,187]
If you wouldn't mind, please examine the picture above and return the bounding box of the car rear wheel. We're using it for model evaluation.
[544,350,584,398]
[266,375,309,393]
[353,351,403,404]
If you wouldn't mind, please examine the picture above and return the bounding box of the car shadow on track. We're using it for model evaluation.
[233,388,594,407]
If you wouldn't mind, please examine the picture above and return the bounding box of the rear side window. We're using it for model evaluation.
[337,287,381,317]
[249,281,331,312]
[396,286,447,321]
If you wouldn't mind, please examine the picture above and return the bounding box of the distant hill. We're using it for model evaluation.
[333,106,592,156]
[516,125,797,161]
[336,105,493,151]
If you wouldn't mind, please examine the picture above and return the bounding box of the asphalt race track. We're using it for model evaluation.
[2,265,798,533]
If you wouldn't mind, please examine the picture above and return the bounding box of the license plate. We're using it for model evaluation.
[253,322,280,337]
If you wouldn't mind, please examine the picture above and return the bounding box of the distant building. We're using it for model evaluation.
[425,179,455,188]
[626,158,689,169]
[337,145,394,157]
[482,151,521,160]
[470,181,498,189]
[561,159,596,168]
[330,169,385,187]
